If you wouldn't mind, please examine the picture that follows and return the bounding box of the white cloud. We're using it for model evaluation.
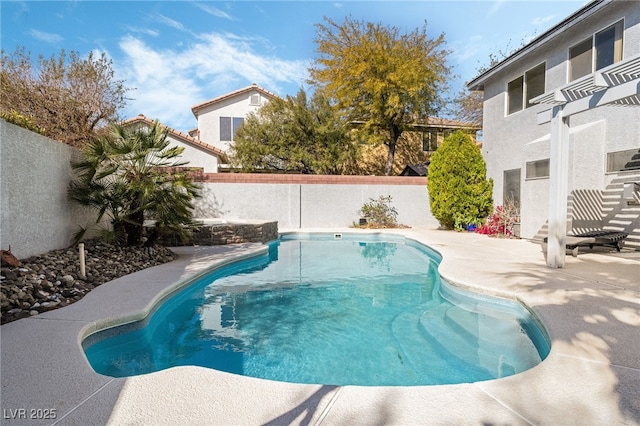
[126,26,160,37]
[116,33,309,131]
[452,35,483,62]
[153,13,185,31]
[194,3,233,20]
[30,29,63,44]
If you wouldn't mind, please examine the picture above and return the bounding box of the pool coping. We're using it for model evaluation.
[1,227,639,425]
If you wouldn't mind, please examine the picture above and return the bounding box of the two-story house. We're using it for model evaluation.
[467,0,640,266]
[122,84,277,173]
[189,84,279,156]
[126,82,479,175]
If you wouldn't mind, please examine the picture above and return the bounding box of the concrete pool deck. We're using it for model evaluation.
[1,227,639,425]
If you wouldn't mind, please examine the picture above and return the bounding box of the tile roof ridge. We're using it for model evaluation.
[190,84,280,115]
[121,114,227,161]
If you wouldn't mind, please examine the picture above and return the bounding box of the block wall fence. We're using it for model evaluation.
[192,173,437,229]
[1,120,438,259]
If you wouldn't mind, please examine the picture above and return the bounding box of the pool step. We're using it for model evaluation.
[390,308,455,384]
[417,307,495,382]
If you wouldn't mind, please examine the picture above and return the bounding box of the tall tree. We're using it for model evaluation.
[229,89,358,174]
[309,17,451,175]
[452,88,483,128]
[69,121,201,246]
[1,46,130,148]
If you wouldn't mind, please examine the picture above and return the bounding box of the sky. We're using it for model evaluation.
[1,0,589,132]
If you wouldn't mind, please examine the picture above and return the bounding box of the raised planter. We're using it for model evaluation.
[157,220,278,246]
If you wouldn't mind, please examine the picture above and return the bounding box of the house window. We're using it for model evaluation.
[422,131,438,152]
[525,159,550,179]
[507,76,524,115]
[503,169,521,208]
[595,20,623,70]
[525,64,545,106]
[507,63,546,115]
[569,20,623,81]
[607,149,640,172]
[220,117,245,141]
[250,94,261,106]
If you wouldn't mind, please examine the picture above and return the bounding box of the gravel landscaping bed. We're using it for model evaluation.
[0,240,177,325]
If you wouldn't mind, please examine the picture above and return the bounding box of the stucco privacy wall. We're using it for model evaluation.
[192,174,437,229]
[0,120,98,259]
[0,120,436,258]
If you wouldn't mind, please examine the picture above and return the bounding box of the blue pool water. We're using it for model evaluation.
[83,233,549,386]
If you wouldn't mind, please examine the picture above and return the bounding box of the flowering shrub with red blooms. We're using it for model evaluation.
[476,204,519,237]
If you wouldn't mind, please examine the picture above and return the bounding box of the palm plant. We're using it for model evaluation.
[69,120,201,246]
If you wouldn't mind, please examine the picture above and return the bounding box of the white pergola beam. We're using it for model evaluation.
[546,106,570,268]
[562,79,640,116]
[537,79,640,124]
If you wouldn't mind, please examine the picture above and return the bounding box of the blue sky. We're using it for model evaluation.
[1,0,588,132]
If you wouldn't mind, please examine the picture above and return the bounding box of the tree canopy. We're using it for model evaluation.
[452,88,483,128]
[309,17,451,175]
[69,121,200,246]
[1,46,130,148]
[228,89,358,174]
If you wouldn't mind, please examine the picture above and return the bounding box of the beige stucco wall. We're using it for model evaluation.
[0,120,100,259]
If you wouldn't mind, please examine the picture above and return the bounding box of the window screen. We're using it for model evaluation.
[233,117,244,134]
[569,38,592,81]
[607,149,640,172]
[503,168,521,208]
[507,76,524,115]
[525,64,545,107]
[220,117,232,141]
[526,159,550,179]
[595,20,623,71]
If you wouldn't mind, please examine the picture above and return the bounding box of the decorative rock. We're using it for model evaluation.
[36,290,50,299]
[1,239,177,325]
[62,276,75,288]
[29,310,38,316]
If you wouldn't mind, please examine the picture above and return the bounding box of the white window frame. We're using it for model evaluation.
[568,19,624,82]
[250,94,261,106]
[606,148,640,173]
[525,158,550,180]
[506,62,546,116]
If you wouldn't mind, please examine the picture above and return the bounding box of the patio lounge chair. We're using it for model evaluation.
[544,230,629,257]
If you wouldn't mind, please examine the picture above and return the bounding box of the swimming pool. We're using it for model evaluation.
[83,233,550,386]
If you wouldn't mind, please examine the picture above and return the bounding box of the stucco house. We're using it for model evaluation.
[189,84,279,157]
[126,82,479,175]
[122,114,227,173]
[467,0,640,265]
[122,84,277,173]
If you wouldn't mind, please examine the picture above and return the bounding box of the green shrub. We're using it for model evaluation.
[427,131,493,231]
[357,195,398,227]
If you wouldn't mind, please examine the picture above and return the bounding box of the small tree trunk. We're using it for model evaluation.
[124,210,145,246]
[384,124,402,176]
[384,142,396,176]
